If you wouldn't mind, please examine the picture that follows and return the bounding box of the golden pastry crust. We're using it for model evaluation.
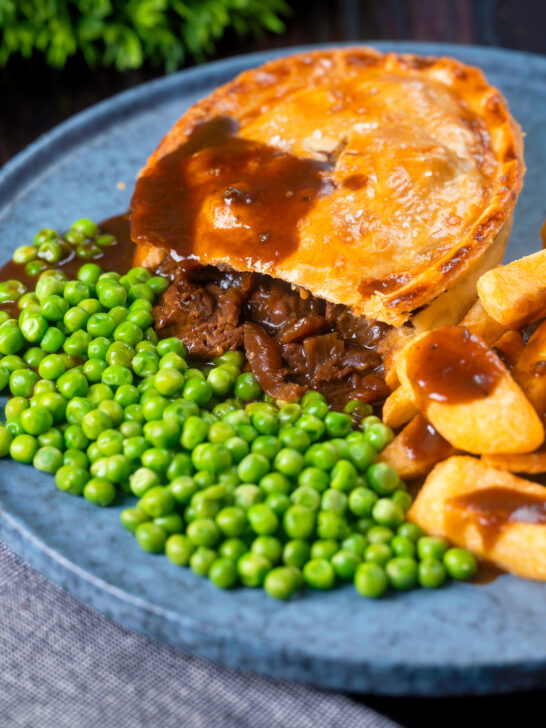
[132,47,524,325]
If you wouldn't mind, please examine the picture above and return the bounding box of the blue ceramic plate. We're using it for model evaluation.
[1,42,546,696]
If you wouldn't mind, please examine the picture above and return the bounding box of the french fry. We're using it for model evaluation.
[477,250,546,328]
[459,299,506,345]
[397,327,544,454]
[512,320,546,422]
[493,330,524,368]
[379,415,456,479]
[482,447,546,474]
[408,456,546,580]
[382,385,417,429]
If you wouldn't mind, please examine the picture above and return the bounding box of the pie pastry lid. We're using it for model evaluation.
[131,47,524,326]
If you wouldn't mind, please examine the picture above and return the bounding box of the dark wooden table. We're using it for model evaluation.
[0,1,544,726]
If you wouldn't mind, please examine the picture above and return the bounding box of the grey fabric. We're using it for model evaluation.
[0,541,400,728]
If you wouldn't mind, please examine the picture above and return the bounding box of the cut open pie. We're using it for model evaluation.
[130,47,524,404]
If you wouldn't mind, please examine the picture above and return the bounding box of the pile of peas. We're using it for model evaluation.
[0,220,479,600]
[5,218,114,283]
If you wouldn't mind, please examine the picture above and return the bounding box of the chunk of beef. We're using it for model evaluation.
[303,333,346,383]
[153,271,247,357]
[243,322,302,400]
[336,310,390,349]
[245,278,324,341]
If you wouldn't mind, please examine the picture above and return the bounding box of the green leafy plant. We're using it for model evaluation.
[0,0,290,72]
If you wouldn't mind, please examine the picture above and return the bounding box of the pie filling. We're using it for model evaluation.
[152,258,391,407]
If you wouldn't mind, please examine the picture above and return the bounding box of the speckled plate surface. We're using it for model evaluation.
[1,42,545,696]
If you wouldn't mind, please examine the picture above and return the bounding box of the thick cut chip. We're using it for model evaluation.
[397,326,544,454]
[512,320,546,423]
[459,299,506,346]
[493,329,524,368]
[478,250,546,329]
[382,385,418,429]
[482,447,546,474]
[379,415,456,479]
[408,456,546,580]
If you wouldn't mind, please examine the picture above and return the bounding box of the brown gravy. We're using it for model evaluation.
[130,116,334,268]
[401,414,454,463]
[407,326,504,405]
[445,486,546,551]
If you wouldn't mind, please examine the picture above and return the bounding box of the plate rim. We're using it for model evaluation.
[1,41,546,696]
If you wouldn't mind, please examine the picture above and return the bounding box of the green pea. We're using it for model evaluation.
[0,279,26,303]
[331,549,360,580]
[129,467,160,497]
[347,440,377,471]
[418,558,447,588]
[303,559,335,589]
[165,534,194,565]
[64,449,89,469]
[55,464,89,495]
[159,352,187,372]
[321,488,347,515]
[317,510,347,540]
[86,336,110,361]
[237,552,271,587]
[367,525,394,545]
[247,503,279,535]
[303,399,329,419]
[234,484,263,510]
[120,507,149,534]
[135,522,167,553]
[166,453,193,481]
[281,540,309,569]
[259,471,290,496]
[216,539,246,562]
[341,533,368,556]
[186,518,220,548]
[234,372,261,401]
[364,423,395,452]
[182,546,214,577]
[311,539,338,561]
[183,377,212,405]
[40,326,66,353]
[264,566,299,600]
[355,562,388,598]
[296,467,328,493]
[10,369,38,397]
[37,427,64,450]
[417,536,449,561]
[386,557,418,591]
[147,275,169,296]
[283,504,315,539]
[224,437,248,467]
[82,477,116,507]
[329,459,357,492]
[87,383,114,405]
[153,514,183,536]
[21,406,53,435]
[38,392,67,423]
[32,445,63,473]
[294,414,324,442]
[391,535,416,558]
[5,396,29,420]
[443,548,478,580]
[0,322,24,355]
[372,498,405,529]
[141,447,171,473]
[96,279,127,309]
[237,453,270,483]
[274,448,304,477]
